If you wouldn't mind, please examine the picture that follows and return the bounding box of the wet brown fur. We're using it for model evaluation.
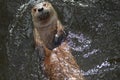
[44,42,84,80]
[31,2,64,49]
[31,2,84,80]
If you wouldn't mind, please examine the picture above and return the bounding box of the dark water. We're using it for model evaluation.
[0,0,120,80]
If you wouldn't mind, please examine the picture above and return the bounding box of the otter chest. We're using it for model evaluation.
[36,26,57,49]
[39,29,56,41]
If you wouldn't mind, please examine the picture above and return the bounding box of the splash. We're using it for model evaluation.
[68,32,91,52]
[83,60,113,75]
[63,0,89,7]
[83,49,100,58]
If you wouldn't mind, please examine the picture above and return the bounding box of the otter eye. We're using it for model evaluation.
[43,3,47,6]
[33,8,36,12]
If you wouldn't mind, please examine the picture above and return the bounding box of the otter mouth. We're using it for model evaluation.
[38,11,50,21]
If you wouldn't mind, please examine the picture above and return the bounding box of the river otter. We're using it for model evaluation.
[31,1,65,50]
[31,2,84,80]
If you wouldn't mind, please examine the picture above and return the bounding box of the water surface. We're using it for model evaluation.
[0,0,120,80]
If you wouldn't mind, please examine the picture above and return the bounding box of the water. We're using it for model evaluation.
[0,0,120,80]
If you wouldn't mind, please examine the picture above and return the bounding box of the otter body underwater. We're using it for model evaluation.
[31,2,84,80]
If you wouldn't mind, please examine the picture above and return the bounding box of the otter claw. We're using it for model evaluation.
[54,34,64,46]
[54,34,59,43]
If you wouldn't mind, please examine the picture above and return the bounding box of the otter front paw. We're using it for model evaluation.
[54,34,63,46]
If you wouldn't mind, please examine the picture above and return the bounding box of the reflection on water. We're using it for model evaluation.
[0,0,119,80]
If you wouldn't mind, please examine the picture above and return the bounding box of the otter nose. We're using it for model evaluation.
[38,7,44,12]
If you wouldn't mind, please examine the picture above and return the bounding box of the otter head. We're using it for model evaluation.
[31,2,58,27]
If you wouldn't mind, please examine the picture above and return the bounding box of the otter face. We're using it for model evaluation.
[32,2,56,21]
